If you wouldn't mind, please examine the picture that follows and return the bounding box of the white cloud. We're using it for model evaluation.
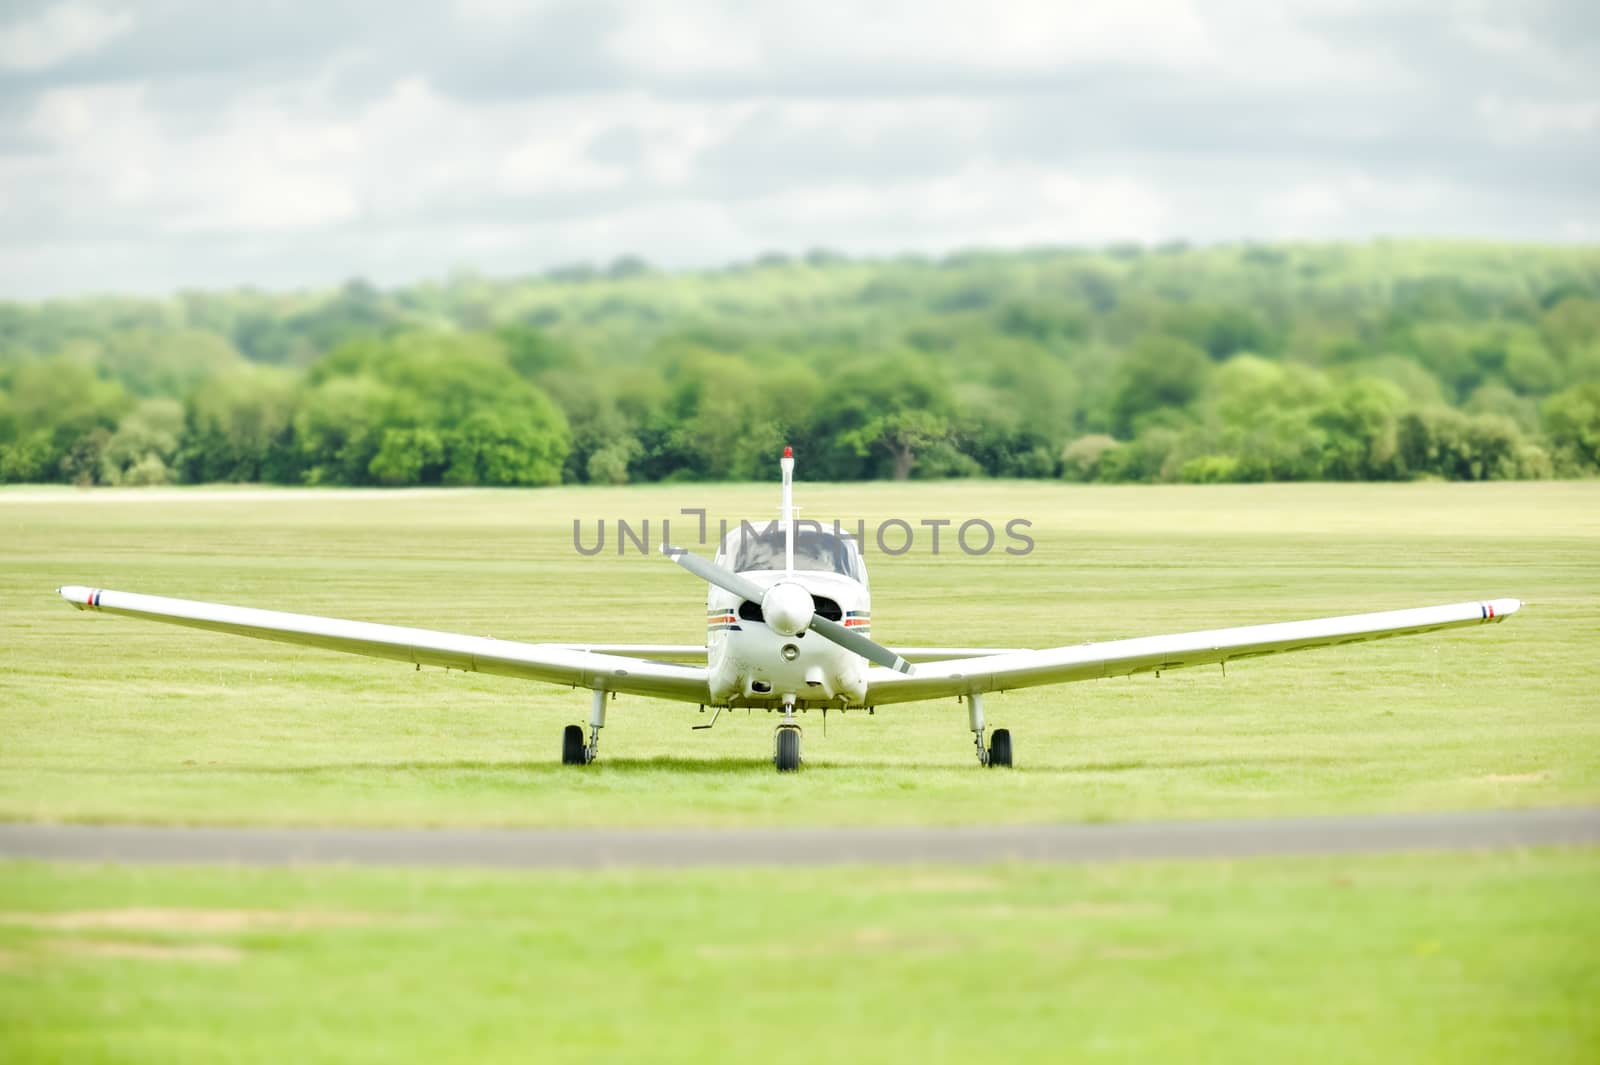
[605,0,1222,81]
[1,0,1595,296]
[790,0,1218,73]
[0,2,133,72]
[606,3,767,76]
[743,161,1171,251]
[452,0,561,21]
[1260,172,1454,234]
[1478,94,1600,142]
[604,0,1419,90]
[16,74,760,240]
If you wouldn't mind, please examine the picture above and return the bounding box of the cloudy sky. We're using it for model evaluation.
[0,0,1596,297]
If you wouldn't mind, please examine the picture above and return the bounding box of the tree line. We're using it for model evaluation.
[2,240,1598,487]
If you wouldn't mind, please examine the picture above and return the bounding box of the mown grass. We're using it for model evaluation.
[1,849,1595,1064]
[2,481,1597,826]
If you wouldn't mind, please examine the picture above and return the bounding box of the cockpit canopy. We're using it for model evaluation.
[716,522,867,583]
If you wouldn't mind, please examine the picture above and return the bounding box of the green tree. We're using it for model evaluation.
[302,332,569,486]
[1313,379,1407,480]
[1542,384,1600,470]
[841,409,951,481]
[295,376,402,485]
[1398,409,1524,481]
[1060,434,1121,482]
[0,358,130,483]
[445,411,566,486]
[101,398,183,485]
[369,427,447,485]
[1110,337,1209,437]
[180,365,299,482]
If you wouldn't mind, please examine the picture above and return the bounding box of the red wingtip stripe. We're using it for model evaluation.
[1487,603,1495,618]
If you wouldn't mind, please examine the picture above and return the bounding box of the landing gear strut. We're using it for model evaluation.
[562,689,607,766]
[967,692,1012,768]
[774,696,802,772]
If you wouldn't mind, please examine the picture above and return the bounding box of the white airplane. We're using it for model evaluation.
[58,449,1522,772]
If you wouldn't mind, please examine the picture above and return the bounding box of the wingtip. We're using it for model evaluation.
[58,585,92,609]
[1488,597,1522,619]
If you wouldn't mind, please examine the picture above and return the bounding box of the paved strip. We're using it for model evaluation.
[1,808,1596,870]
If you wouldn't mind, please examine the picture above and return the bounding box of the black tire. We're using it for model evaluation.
[561,724,587,765]
[987,728,1013,768]
[774,728,802,772]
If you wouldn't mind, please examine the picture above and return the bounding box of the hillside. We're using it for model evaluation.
[3,240,1598,486]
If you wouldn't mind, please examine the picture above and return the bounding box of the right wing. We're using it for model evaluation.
[864,599,1523,706]
[58,586,710,704]
[890,647,1027,663]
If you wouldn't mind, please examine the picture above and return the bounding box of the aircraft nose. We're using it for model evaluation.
[761,581,815,636]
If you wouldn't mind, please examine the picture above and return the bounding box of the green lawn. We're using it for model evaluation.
[1,849,1595,1064]
[2,481,1597,826]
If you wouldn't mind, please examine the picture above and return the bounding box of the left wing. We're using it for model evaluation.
[551,644,705,662]
[58,586,709,704]
[864,599,1522,706]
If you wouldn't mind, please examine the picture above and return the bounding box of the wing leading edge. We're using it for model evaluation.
[58,586,710,704]
[863,599,1522,706]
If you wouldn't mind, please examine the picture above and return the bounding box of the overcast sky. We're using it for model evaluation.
[0,0,1595,298]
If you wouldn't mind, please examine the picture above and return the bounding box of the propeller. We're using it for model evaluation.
[663,545,913,674]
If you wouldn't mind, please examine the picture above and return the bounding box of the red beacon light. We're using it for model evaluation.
[783,446,793,458]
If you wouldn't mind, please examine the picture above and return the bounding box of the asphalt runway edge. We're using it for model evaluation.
[1,807,1596,870]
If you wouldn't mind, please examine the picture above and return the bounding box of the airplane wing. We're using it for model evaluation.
[891,647,1027,663]
[551,644,706,662]
[862,599,1522,707]
[57,586,710,704]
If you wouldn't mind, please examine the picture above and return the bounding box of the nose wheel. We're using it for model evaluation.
[774,725,802,771]
[773,696,802,772]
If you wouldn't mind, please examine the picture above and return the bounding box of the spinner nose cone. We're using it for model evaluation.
[761,581,814,636]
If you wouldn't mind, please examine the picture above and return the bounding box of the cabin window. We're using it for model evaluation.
[727,525,862,579]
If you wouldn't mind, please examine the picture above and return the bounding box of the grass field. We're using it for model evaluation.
[2,849,1596,1064]
[3,481,1597,1062]
[3,480,1598,826]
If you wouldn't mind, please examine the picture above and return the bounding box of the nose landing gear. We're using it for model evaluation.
[774,695,802,772]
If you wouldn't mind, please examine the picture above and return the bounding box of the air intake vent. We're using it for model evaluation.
[811,596,842,622]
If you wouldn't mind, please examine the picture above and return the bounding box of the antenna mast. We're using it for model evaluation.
[781,446,795,575]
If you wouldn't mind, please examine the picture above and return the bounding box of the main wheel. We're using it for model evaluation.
[561,724,587,765]
[987,728,1013,768]
[774,727,802,772]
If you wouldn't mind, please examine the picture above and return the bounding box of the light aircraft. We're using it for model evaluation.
[58,449,1522,772]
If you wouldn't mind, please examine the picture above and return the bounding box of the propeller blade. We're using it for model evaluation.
[809,615,914,674]
[663,545,913,675]
[661,545,768,603]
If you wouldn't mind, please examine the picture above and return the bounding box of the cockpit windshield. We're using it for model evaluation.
[724,523,864,581]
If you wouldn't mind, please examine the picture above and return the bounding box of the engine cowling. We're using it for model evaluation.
[760,582,815,637]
